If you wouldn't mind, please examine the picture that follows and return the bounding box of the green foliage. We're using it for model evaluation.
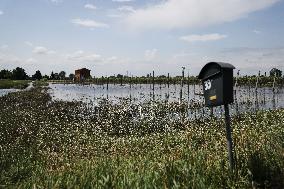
[11,67,28,80]
[0,69,12,79]
[0,80,30,89]
[270,68,282,77]
[32,70,42,80]
[33,80,49,87]
[59,71,66,80]
[69,73,75,80]
[0,86,283,188]
[0,67,28,80]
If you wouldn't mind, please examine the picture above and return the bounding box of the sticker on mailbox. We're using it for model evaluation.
[210,95,217,101]
[204,79,212,91]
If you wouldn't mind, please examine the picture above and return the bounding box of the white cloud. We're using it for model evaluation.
[50,0,62,4]
[0,45,8,50]
[25,41,33,47]
[25,58,37,64]
[66,50,102,62]
[180,33,227,42]
[84,4,97,10]
[253,30,261,34]
[113,0,134,2]
[106,56,118,62]
[0,53,21,67]
[124,0,279,30]
[118,6,135,12]
[33,46,55,54]
[0,11,3,15]
[165,47,284,75]
[207,47,284,74]
[172,52,196,59]
[71,19,109,28]
[145,49,158,61]
[107,14,123,18]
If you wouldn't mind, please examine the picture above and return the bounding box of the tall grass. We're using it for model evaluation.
[0,80,30,89]
[0,86,283,188]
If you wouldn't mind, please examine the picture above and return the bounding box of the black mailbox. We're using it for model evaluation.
[198,62,235,107]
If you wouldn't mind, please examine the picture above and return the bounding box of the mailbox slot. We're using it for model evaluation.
[202,71,221,80]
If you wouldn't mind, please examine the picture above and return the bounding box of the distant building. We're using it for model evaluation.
[75,68,91,82]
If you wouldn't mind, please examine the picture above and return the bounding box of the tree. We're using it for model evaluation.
[116,74,123,78]
[32,70,42,80]
[42,75,49,80]
[270,68,282,77]
[50,71,55,80]
[69,73,75,80]
[59,71,66,80]
[11,67,28,80]
[54,73,59,80]
[0,69,12,79]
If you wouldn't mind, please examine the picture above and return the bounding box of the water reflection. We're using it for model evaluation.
[48,83,284,118]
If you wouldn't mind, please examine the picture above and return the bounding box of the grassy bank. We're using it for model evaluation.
[33,79,49,87]
[0,80,30,89]
[0,86,283,188]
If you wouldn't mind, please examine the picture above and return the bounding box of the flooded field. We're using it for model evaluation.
[0,82,33,97]
[0,88,20,97]
[48,83,284,118]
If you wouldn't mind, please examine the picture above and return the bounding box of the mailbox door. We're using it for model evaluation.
[202,75,224,107]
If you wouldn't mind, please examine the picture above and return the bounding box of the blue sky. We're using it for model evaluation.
[0,0,284,76]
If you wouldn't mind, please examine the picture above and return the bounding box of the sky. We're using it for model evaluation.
[0,0,284,77]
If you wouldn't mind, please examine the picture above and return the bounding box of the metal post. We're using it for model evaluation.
[180,80,183,103]
[273,72,276,93]
[167,73,170,89]
[224,104,234,172]
[107,77,109,91]
[152,71,155,100]
[187,73,190,100]
[180,67,185,102]
[130,75,132,89]
[272,73,276,109]
[182,67,185,87]
[210,107,214,117]
[234,70,240,116]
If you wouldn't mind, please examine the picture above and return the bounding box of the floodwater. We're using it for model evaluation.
[0,82,33,97]
[48,83,204,103]
[1,82,282,119]
[48,83,284,118]
[0,88,20,97]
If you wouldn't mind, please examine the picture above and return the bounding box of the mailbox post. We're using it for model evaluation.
[198,62,236,171]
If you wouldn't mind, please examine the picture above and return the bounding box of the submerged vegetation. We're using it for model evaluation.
[0,84,283,188]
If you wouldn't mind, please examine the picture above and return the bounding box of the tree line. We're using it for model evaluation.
[0,67,283,85]
[0,67,72,81]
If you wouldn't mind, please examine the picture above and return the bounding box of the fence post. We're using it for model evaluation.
[152,71,155,100]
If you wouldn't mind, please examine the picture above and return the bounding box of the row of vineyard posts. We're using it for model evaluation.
[82,71,284,89]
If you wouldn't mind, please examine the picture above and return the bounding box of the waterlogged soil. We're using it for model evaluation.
[0,86,283,188]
